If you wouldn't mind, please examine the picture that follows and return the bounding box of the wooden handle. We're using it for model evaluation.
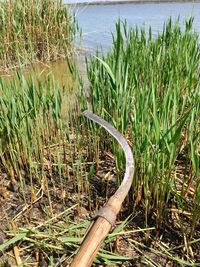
[70,111,134,267]
[70,217,111,267]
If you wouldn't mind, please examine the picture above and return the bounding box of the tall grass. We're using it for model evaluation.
[0,0,77,71]
[82,18,200,240]
[0,72,86,208]
[1,16,199,265]
[0,74,59,177]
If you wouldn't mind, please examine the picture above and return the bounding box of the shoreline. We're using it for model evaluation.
[67,0,200,6]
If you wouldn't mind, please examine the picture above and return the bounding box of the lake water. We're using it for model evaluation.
[67,2,200,52]
[5,2,200,93]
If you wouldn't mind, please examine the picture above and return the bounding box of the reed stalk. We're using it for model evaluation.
[0,0,77,71]
[81,18,200,239]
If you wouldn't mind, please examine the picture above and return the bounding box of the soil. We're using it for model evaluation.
[0,153,199,266]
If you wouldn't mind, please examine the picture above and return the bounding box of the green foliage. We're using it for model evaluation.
[83,18,200,237]
[0,72,67,184]
[0,0,77,71]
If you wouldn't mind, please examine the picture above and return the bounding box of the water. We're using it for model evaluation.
[67,2,200,52]
[5,2,200,90]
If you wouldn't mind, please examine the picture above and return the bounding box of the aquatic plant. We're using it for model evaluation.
[0,16,200,266]
[83,18,200,243]
[0,0,77,71]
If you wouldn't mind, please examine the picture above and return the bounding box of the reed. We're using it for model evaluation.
[0,0,77,71]
[1,16,200,265]
[82,18,200,241]
[0,73,59,176]
[0,71,84,206]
